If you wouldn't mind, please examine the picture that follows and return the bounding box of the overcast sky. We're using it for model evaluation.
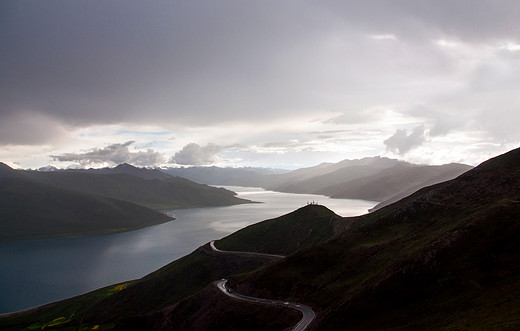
[1,1,520,169]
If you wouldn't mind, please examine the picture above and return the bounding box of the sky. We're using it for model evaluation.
[1,0,520,170]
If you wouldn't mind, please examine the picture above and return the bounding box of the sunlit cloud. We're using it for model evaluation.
[497,41,520,52]
[435,39,459,48]
[169,143,224,166]
[369,34,397,40]
[51,141,166,167]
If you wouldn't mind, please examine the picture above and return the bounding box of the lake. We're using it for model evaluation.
[0,186,376,314]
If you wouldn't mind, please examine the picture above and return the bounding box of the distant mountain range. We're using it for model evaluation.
[2,148,519,329]
[161,157,472,209]
[0,163,250,241]
[67,163,173,180]
[1,156,471,241]
[160,166,288,186]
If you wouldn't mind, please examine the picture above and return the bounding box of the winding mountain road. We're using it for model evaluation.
[211,240,315,330]
[209,240,285,259]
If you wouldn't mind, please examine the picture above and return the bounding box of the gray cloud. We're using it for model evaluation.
[2,1,519,133]
[325,0,520,43]
[170,143,224,166]
[0,111,69,145]
[2,1,520,168]
[384,125,426,155]
[51,141,166,167]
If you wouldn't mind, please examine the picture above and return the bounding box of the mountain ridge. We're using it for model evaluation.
[227,147,520,329]
[15,163,251,210]
[0,175,173,242]
[0,148,517,329]
[0,162,251,242]
[157,157,472,206]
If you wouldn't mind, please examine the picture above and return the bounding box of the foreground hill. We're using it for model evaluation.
[1,148,518,329]
[0,205,338,330]
[227,148,520,329]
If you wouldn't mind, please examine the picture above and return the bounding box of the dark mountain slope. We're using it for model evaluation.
[0,162,248,241]
[229,148,520,329]
[19,165,251,210]
[369,163,473,211]
[0,162,16,175]
[0,176,172,241]
[216,204,345,255]
[72,163,172,180]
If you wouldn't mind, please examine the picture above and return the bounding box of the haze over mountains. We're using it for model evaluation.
[0,162,250,241]
[1,148,518,330]
[163,156,472,210]
[1,154,470,242]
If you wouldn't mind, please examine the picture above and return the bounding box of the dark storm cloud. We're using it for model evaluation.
[51,141,165,166]
[384,125,426,155]
[170,143,224,166]
[0,111,67,145]
[2,0,520,167]
[2,0,518,132]
[0,1,332,128]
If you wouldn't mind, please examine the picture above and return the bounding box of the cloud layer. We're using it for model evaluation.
[384,125,426,155]
[51,141,165,167]
[2,1,520,168]
[170,143,224,166]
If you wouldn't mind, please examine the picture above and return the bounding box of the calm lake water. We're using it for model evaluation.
[0,187,376,313]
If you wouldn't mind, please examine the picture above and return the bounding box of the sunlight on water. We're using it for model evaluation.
[209,221,253,233]
[206,186,376,236]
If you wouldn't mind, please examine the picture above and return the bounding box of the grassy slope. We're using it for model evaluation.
[147,285,301,331]
[216,204,345,255]
[369,163,473,211]
[231,148,520,329]
[0,244,281,330]
[0,177,172,242]
[0,205,341,330]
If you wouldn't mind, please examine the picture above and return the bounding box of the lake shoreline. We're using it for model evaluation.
[0,187,376,314]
